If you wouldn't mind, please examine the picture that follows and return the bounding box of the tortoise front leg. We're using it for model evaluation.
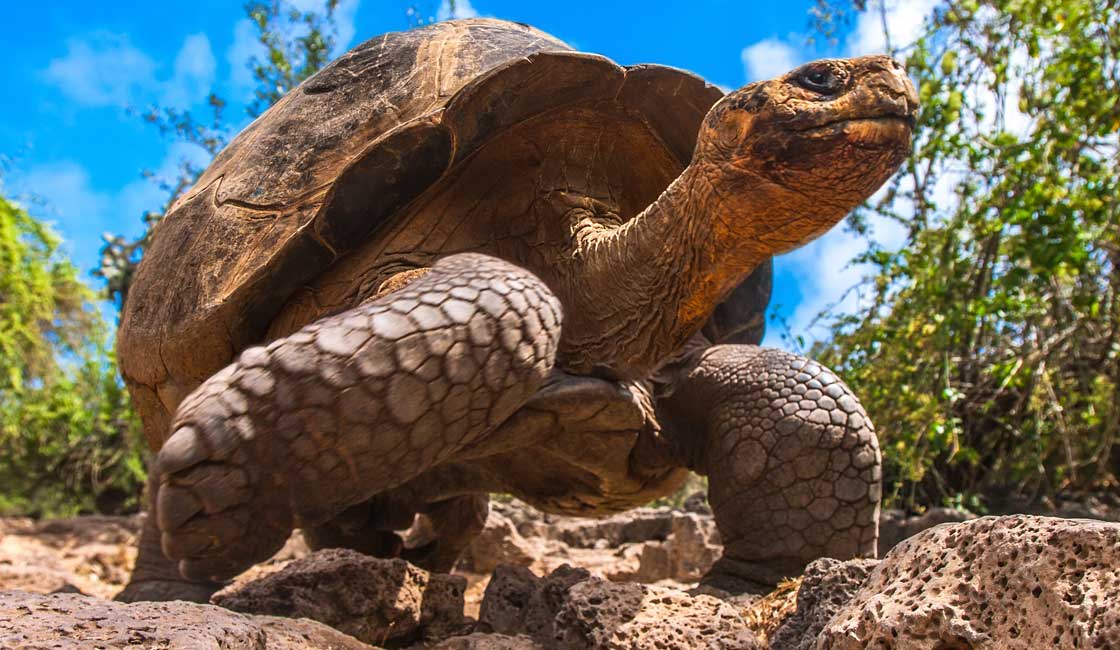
[154,253,560,582]
[657,344,881,594]
[115,475,222,603]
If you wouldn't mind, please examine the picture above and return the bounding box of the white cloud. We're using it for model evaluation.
[44,32,216,110]
[437,0,479,21]
[10,162,112,272]
[43,33,157,107]
[741,38,802,82]
[162,33,217,106]
[772,204,909,347]
[15,162,108,231]
[332,0,360,51]
[227,19,264,91]
[847,0,941,56]
[8,138,217,274]
[288,0,360,51]
[968,39,1032,138]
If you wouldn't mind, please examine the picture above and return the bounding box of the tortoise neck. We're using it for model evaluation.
[559,162,774,378]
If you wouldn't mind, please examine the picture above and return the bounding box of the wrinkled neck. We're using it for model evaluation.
[560,162,782,378]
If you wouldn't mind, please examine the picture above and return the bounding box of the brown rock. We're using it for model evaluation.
[665,512,721,581]
[421,633,544,649]
[0,589,376,649]
[459,511,543,574]
[556,579,762,650]
[606,512,722,583]
[546,508,674,548]
[767,557,877,650]
[0,565,84,595]
[0,516,138,599]
[213,549,467,646]
[877,506,975,555]
[480,564,592,640]
[628,541,674,582]
[479,564,762,649]
[818,515,1120,649]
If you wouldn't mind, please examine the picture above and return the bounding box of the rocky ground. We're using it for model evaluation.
[1,494,1118,648]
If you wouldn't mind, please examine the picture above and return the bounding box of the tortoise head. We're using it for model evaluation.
[694,55,918,254]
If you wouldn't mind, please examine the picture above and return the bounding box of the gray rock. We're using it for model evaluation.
[877,506,975,555]
[0,589,376,650]
[480,564,591,641]
[818,515,1120,649]
[545,508,675,548]
[213,548,466,646]
[420,633,544,649]
[479,564,762,650]
[767,557,877,650]
[682,490,712,515]
[556,578,761,650]
[459,511,543,574]
[607,512,722,583]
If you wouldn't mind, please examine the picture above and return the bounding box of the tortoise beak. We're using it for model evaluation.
[869,56,919,125]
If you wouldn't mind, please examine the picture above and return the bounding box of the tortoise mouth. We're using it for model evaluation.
[797,113,917,134]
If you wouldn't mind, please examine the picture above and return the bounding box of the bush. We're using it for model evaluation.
[813,0,1119,510]
[0,194,145,516]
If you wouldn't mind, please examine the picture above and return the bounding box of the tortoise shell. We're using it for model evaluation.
[118,18,768,446]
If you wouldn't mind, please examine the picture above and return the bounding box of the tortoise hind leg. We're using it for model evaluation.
[153,253,561,582]
[301,492,488,574]
[401,495,490,572]
[657,344,881,594]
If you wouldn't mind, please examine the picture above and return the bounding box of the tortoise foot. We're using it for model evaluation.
[699,558,783,597]
[658,344,882,590]
[114,578,220,603]
[156,442,292,582]
[154,253,560,582]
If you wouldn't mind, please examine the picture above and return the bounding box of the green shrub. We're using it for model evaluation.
[0,195,145,516]
[813,0,1119,510]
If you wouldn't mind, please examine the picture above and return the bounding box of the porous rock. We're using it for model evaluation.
[545,508,675,548]
[766,557,877,650]
[213,548,466,646]
[420,633,544,649]
[607,511,722,583]
[665,511,722,581]
[480,564,592,641]
[817,515,1120,649]
[479,564,762,649]
[0,589,376,650]
[877,506,975,555]
[0,515,138,599]
[557,578,762,650]
[459,510,543,574]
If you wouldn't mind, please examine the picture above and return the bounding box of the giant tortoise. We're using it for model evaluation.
[116,18,918,602]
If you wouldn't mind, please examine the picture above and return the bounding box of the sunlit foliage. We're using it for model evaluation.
[0,194,144,515]
[814,0,1119,509]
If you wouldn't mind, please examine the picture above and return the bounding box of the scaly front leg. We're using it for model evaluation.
[154,253,561,582]
[657,344,881,594]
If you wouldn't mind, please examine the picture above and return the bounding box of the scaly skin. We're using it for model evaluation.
[658,345,881,592]
[154,253,560,582]
[114,477,220,603]
[131,52,916,596]
[401,495,490,572]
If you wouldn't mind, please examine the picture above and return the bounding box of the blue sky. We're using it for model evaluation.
[0,0,934,348]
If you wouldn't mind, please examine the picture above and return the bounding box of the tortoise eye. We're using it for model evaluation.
[797,68,841,95]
